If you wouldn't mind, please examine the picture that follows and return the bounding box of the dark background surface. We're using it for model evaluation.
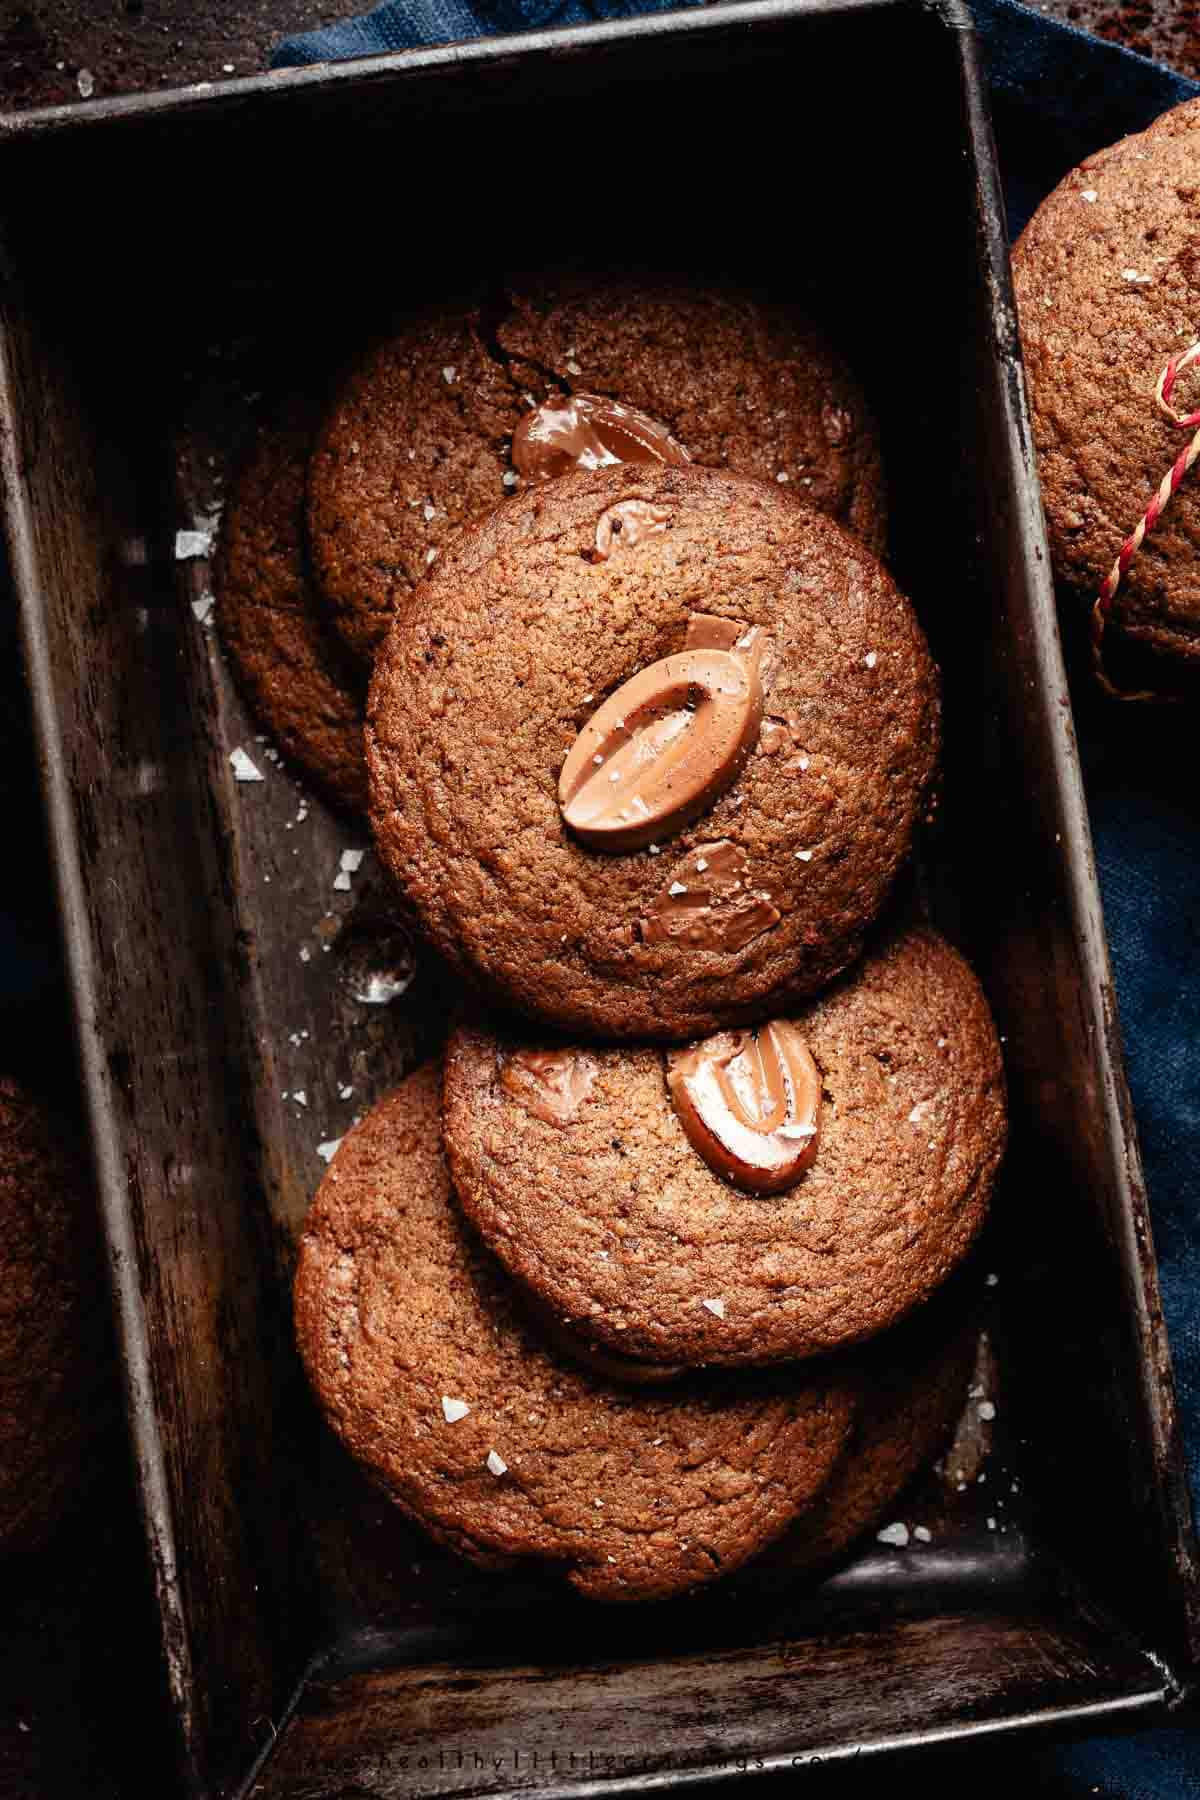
[0,0,1198,104]
[1,3,1198,1798]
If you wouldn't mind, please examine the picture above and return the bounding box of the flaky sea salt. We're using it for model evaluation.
[1081,189,1098,202]
[442,366,457,383]
[486,1450,507,1477]
[341,849,366,873]
[316,1139,342,1163]
[864,651,878,669]
[1122,268,1152,284]
[333,872,351,892]
[978,1401,996,1421]
[668,882,687,896]
[702,1298,726,1319]
[913,1526,932,1543]
[876,1522,910,1547]
[175,527,213,560]
[795,849,813,862]
[76,68,95,97]
[191,593,214,624]
[229,748,263,783]
[441,1397,470,1423]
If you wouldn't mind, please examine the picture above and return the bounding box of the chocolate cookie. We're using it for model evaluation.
[308,276,886,666]
[367,464,939,1040]
[762,1313,975,1580]
[293,1062,860,1603]
[443,926,1005,1367]
[215,399,368,813]
[1,1079,110,1554]
[1013,98,1200,665]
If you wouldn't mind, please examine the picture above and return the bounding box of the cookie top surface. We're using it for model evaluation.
[443,927,1005,1366]
[215,399,368,814]
[308,275,887,665]
[292,1062,859,1603]
[0,1078,109,1553]
[366,463,939,1040]
[1013,98,1200,662]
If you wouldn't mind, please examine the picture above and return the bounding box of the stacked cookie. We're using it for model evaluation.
[215,274,886,812]
[217,277,1007,1603]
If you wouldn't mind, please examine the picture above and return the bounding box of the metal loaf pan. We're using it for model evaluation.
[1,2,1197,1794]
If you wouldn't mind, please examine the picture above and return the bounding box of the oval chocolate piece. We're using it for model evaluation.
[559,648,764,853]
[594,500,671,560]
[500,1049,596,1126]
[667,1021,821,1194]
[512,393,690,484]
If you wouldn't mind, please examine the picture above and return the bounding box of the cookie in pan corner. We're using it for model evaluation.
[367,462,939,1041]
[215,395,368,814]
[307,274,887,666]
[292,1061,860,1604]
[1013,97,1200,669]
[442,925,1006,1369]
[1,1078,112,1555]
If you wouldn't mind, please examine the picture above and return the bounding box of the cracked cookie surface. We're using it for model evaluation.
[292,1061,859,1602]
[1013,98,1200,665]
[442,927,1005,1367]
[215,396,368,813]
[307,277,887,667]
[366,464,939,1039]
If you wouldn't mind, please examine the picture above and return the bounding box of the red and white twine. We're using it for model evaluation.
[1092,338,1200,698]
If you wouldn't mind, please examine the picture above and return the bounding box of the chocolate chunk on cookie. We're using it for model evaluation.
[367,464,939,1039]
[307,277,886,666]
[1,1079,111,1554]
[1013,98,1200,666]
[443,927,1005,1367]
[293,1062,860,1603]
[215,398,368,814]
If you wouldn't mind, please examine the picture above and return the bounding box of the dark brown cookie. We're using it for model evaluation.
[0,1079,110,1555]
[443,927,1005,1367]
[215,399,368,813]
[308,277,886,666]
[1013,98,1200,665]
[292,1062,860,1603]
[760,1313,975,1580]
[367,463,939,1040]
